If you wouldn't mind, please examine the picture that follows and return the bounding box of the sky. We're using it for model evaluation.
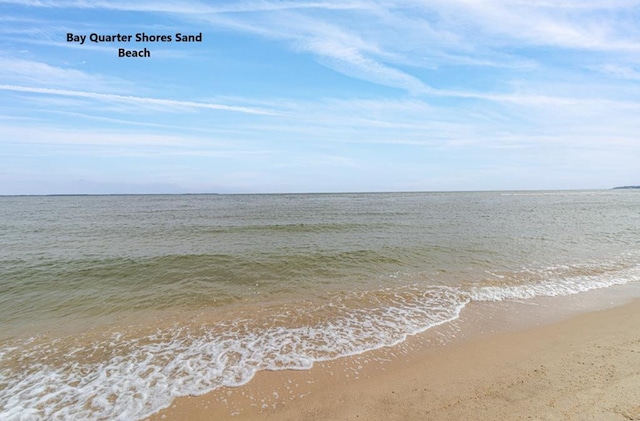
[1,0,639,194]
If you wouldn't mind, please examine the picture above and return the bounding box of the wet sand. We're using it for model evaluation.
[148,296,640,421]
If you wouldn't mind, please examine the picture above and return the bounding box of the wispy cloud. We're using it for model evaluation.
[2,0,639,193]
[441,0,640,52]
[202,0,640,93]
[302,38,431,94]
[0,0,369,13]
[0,84,280,115]
[5,0,640,92]
[0,122,275,159]
[0,123,202,147]
[597,64,640,81]
[0,56,131,92]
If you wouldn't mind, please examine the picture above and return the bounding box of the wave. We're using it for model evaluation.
[1,260,639,420]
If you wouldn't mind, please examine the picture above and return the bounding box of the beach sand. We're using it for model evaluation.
[147,296,640,421]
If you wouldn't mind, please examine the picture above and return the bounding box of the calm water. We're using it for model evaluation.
[1,191,639,420]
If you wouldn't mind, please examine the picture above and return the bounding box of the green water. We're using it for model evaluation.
[1,191,639,420]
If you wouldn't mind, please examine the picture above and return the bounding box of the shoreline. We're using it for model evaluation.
[147,286,640,421]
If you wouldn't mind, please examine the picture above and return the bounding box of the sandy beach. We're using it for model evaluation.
[5,194,640,421]
[148,294,640,421]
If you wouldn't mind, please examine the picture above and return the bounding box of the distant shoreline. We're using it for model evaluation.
[0,188,624,197]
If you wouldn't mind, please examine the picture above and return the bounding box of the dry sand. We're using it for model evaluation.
[148,296,640,421]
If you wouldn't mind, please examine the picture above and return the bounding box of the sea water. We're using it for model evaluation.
[1,191,639,420]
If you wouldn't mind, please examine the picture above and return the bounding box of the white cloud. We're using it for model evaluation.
[203,0,640,91]
[0,84,280,115]
[398,0,640,51]
[0,124,201,147]
[598,64,640,81]
[0,0,370,15]
[303,38,430,94]
[0,56,131,92]
[2,0,640,192]
[5,0,640,91]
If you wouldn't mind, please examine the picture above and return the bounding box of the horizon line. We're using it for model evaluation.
[0,188,624,197]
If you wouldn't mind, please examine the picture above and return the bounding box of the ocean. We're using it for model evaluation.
[1,191,639,420]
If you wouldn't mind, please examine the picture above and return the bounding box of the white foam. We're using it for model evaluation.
[0,286,467,421]
[2,261,639,421]
[469,264,640,302]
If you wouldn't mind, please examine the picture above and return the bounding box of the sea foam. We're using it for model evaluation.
[0,286,467,421]
[2,262,639,420]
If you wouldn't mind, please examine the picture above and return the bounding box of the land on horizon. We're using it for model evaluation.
[0,187,633,197]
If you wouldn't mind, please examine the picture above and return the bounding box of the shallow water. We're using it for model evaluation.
[1,191,639,420]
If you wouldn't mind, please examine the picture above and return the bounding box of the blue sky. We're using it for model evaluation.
[1,0,639,194]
